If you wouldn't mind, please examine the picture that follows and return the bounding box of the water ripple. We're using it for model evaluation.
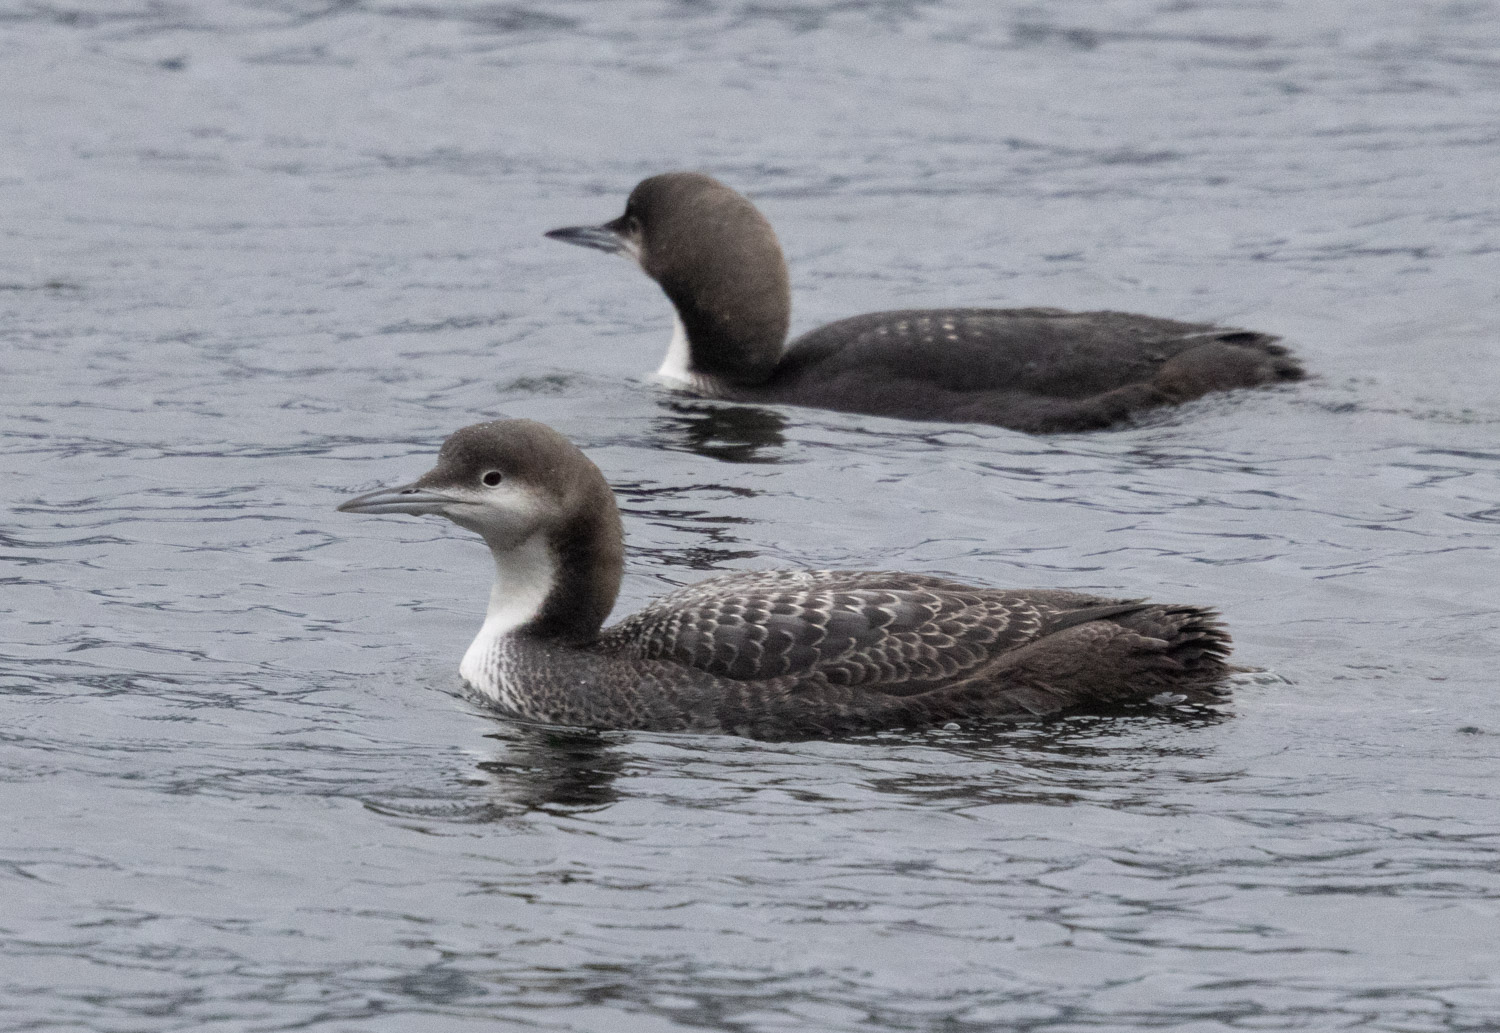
[4,0,1500,1029]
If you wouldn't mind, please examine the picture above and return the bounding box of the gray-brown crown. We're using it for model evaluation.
[420,419,625,644]
[552,173,793,385]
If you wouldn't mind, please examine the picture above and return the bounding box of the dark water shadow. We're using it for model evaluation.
[474,725,625,813]
[860,702,1235,810]
[611,478,763,571]
[365,700,1231,826]
[649,399,788,464]
[360,725,625,825]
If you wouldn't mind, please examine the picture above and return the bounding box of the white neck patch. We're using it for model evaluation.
[653,313,727,397]
[654,313,696,388]
[460,532,556,700]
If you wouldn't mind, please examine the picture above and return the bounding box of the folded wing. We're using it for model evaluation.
[600,570,1140,696]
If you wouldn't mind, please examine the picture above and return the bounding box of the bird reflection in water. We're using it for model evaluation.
[651,400,787,464]
[360,726,625,825]
[865,702,1234,810]
[475,725,625,813]
[362,701,1232,826]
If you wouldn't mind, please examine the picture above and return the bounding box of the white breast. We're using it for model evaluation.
[459,533,555,707]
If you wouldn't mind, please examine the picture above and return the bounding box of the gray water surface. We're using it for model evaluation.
[3,1,1500,1030]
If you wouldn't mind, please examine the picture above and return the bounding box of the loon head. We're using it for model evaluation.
[338,419,624,645]
[546,172,792,389]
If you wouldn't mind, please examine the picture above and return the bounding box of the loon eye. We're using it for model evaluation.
[481,471,503,487]
[625,214,642,236]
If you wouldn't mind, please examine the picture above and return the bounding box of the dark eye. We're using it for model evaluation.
[625,214,642,236]
[481,471,503,487]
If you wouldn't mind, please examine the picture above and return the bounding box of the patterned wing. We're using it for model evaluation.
[598,570,1122,694]
[783,308,1296,398]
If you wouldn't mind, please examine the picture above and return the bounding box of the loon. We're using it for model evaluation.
[546,172,1303,434]
[338,419,1233,739]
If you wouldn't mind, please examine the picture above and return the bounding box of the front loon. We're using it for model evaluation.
[546,172,1303,434]
[338,419,1233,739]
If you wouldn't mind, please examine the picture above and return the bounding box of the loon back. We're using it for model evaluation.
[756,308,1302,433]
[339,420,1235,739]
[547,172,1304,434]
[590,569,1230,739]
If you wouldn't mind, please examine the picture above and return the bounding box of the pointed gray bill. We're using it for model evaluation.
[544,223,629,254]
[337,481,457,516]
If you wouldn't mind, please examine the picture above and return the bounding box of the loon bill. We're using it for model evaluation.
[546,172,1303,434]
[337,419,1234,739]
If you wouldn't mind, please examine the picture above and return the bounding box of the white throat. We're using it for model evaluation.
[652,314,729,397]
[459,533,556,700]
[654,313,696,389]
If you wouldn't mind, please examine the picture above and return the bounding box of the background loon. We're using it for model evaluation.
[338,419,1234,739]
[546,172,1304,434]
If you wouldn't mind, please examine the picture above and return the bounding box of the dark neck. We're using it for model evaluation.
[660,290,784,385]
[525,496,624,645]
[537,503,624,641]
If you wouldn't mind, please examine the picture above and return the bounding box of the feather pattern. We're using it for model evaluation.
[340,420,1237,740]
[578,570,1232,737]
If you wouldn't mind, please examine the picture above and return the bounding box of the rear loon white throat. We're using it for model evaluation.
[338,418,1234,739]
[546,172,1303,434]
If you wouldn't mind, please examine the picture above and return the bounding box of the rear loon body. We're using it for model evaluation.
[338,419,1234,740]
[547,172,1303,434]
